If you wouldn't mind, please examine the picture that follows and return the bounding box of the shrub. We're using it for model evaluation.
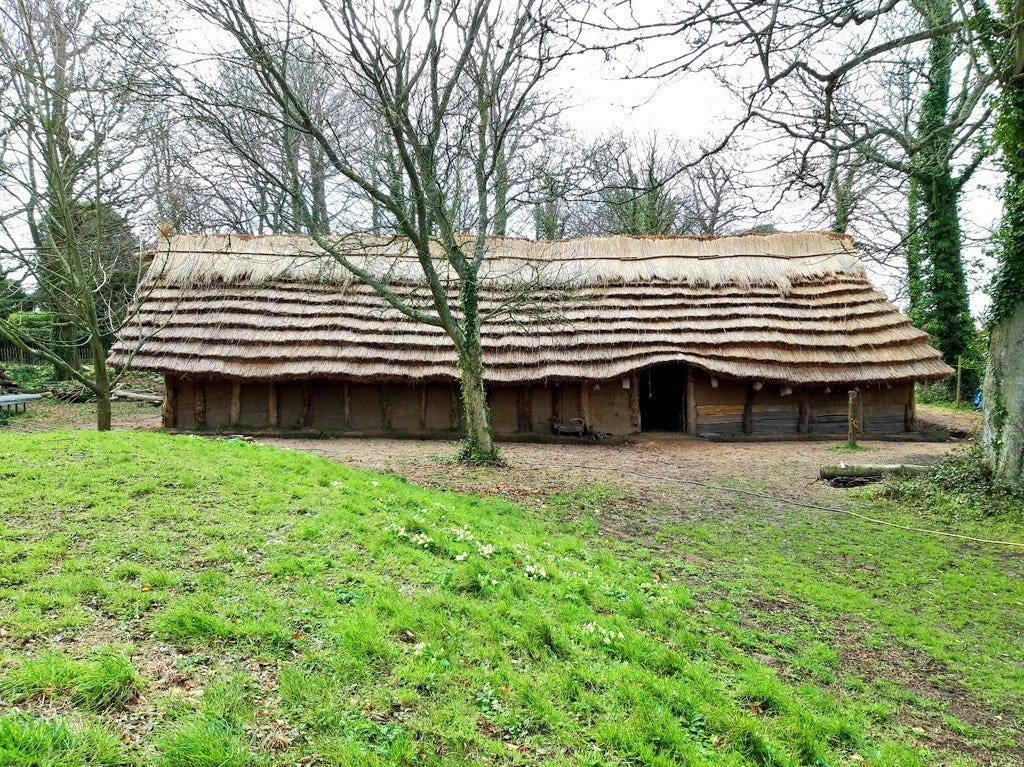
[884,444,1024,517]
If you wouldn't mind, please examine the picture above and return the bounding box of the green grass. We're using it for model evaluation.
[0,432,1021,766]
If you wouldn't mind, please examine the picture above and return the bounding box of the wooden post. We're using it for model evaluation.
[685,368,696,435]
[516,385,533,432]
[955,356,962,408]
[379,385,391,430]
[342,381,350,429]
[579,382,590,430]
[230,381,241,425]
[742,382,755,435]
[449,382,460,431]
[847,390,859,447]
[551,384,562,424]
[797,392,810,434]
[904,383,917,432]
[857,390,865,435]
[301,382,313,429]
[267,382,278,428]
[162,377,177,429]
[419,384,428,431]
[629,373,641,432]
[194,380,207,429]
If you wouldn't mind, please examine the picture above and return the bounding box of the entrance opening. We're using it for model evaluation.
[639,364,686,432]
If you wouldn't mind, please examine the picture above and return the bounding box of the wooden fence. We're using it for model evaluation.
[0,345,91,367]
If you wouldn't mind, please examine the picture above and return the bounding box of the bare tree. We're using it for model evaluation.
[0,0,163,429]
[174,0,575,460]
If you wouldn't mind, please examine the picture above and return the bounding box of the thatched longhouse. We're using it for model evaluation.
[109,232,951,438]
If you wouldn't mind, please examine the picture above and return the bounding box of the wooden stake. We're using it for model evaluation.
[685,368,696,435]
[267,382,278,427]
[230,381,241,425]
[194,380,206,429]
[847,390,859,447]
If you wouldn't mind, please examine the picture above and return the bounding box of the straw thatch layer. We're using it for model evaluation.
[109,233,952,386]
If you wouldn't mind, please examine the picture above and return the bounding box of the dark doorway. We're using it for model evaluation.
[639,364,686,431]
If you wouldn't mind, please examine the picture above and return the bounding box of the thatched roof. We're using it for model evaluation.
[109,232,952,386]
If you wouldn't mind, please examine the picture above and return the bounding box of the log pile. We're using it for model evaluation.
[0,364,18,393]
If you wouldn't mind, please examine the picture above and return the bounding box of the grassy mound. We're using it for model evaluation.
[0,431,1014,766]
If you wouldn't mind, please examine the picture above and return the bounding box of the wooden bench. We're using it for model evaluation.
[0,393,42,415]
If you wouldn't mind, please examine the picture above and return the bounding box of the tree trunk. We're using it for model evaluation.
[457,275,497,462]
[984,6,1024,483]
[89,330,112,431]
[983,304,1024,483]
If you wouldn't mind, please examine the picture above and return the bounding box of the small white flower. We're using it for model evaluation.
[371,481,380,487]
[412,642,428,656]
[477,543,495,558]
[455,552,468,562]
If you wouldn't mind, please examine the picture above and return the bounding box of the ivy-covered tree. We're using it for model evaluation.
[982,0,1024,484]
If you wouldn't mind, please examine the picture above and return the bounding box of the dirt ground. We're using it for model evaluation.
[6,399,977,507]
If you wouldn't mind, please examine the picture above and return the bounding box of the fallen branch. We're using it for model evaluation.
[111,388,163,404]
[819,464,931,481]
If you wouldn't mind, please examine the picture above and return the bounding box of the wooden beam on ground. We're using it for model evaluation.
[194,380,207,428]
[820,464,930,481]
[267,382,278,427]
[685,368,696,435]
[230,381,241,425]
